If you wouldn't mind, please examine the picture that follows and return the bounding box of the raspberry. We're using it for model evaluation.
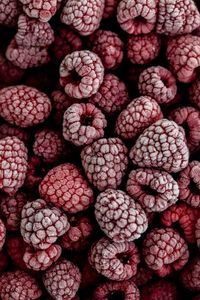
[129,119,189,173]
[115,96,163,140]
[0,0,22,27]
[6,236,27,269]
[59,50,104,99]
[0,85,52,127]
[0,123,30,144]
[95,189,148,242]
[131,264,153,286]
[80,259,101,289]
[143,227,189,277]
[0,136,28,195]
[20,199,69,249]
[89,237,140,281]
[189,77,200,109]
[103,0,119,18]
[117,0,157,34]
[24,156,47,190]
[0,53,24,84]
[42,259,81,300]
[196,218,200,248]
[39,163,94,213]
[127,33,161,65]
[180,256,200,291]
[141,280,177,300]
[126,168,179,212]
[0,219,6,251]
[81,138,128,191]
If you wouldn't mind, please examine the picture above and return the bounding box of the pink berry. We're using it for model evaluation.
[129,119,189,173]
[115,96,163,140]
[6,236,27,269]
[0,123,30,145]
[81,138,128,191]
[42,259,81,300]
[103,0,119,18]
[39,163,94,213]
[189,77,200,109]
[60,50,104,99]
[0,53,24,84]
[180,256,200,291]
[0,219,6,251]
[0,0,22,27]
[141,280,177,300]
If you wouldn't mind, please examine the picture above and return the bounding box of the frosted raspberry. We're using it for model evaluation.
[89,30,123,69]
[138,66,177,104]
[143,227,189,277]
[0,123,30,145]
[0,53,24,84]
[0,219,6,251]
[103,0,119,18]
[0,85,52,127]
[81,138,128,191]
[93,280,140,300]
[180,256,200,291]
[0,251,8,273]
[131,263,153,286]
[80,259,101,289]
[130,119,189,173]
[89,74,129,114]
[196,218,200,248]
[115,96,163,140]
[0,0,22,27]
[189,77,200,109]
[141,280,177,300]
[63,103,107,146]
[0,136,28,195]
[0,270,42,299]
[156,0,200,36]
[178,160,200,207]
[24,156,47,190]
[59,50,104,99]
[61,0,104,36]
[39,163,94,213]
[95,189,148,242]
[43,259,81,300]
[127,33,161,65]
[166,34,200,83]
[6,236,27,269]
[89,237,140,281]
[117,0,157,34]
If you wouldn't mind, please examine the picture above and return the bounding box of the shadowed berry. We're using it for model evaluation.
[0,123,30,145]
[0,219,6,251]
[0,53,24,84]
[24,156,46,190]
[80,259,101,289]
[131,263,153,286]
[0,251,8,273]
[141,280,177,300]
[195,218,200,248]
[6,236,27,269]
[103,0,119,18]
[189,77,200,110]
[180,256,200,291]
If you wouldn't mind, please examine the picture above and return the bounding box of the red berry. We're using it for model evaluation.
[24,156,46,190]
[6,235,27,269]
[103,0,119,18]
[131,264,153,286]
[0,53,24,84]
[180,256,200,291]
[141,280,177,300]
[0,251,8,273]
[80,259,101,289]
[189,77,200,110]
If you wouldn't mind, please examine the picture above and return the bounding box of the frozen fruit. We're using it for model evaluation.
[24,156,46,190]
[0,53,24,84]
[103,0,119,18]
[180,256,200,291]
[131,263,153,286]
[189,77,200,110]
[0,219,6,251]
[0,0,22,27]
[80,259,101,289]
[6,235,27,269]
[141,280,177,300]
[0,123,29,145]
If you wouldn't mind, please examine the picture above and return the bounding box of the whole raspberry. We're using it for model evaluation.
[24,156,47,190]
[61,0,104,36]
[143,227,189,277]
[89,237,140,281]
[0,270,42,299]
[117,0,157,34]
[0,53,24,84]
[0,85,52,127]
[189,77,200,109]
[6,235,27,269]
[81,138,128,191]
[196,218,200,248]
[0,219,6,251]
[138,66,177,104]
[131,263,153,286]
[0,0,22,27]
[60,50,104,99]
[156,0,200,36]
[89,30,123,69]
[126,168,179,212]
[166,34,200,83]
[103,0,119,18]
[95,189,148,242]
[43,259,81,300]
[0,136,28,195]
[127,33,161,65]
[115,96,163,140]
[129,119,189,173]
[0,123,30,145]
[39,163,94,213]
[141,280,177,300]
[180,256,200,291]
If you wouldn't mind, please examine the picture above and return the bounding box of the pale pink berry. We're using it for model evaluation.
[81,138,128,191]
[189,77,200,109]
[103,0,119,18]
[130,119,189,173]
[0,123,30,145]
[0,85,51,127]
[0,0,22,27]
[0,53,24,84]
[6,236,27,269]
[196,218,200,248]
[39,163,94,213]
[89,237,140,281]
[143,227,189,277]
[95,189,148,242]
[0,219,6,251]
[43,259,81,300]
[60,50,104,99]
[115,96,163,140]
[141,280,177,300]
[180,256,200,291]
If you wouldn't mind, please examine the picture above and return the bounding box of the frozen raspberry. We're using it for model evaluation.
[117,0,157,34]
[178,160,200,207]
[189,77,200,109]
[0,53,24,84]
[39,163,94,213]
[115,96,163,140]
[23,244,62,271]
[0,251,8,273]
[0,270,42,299]
[127,33,161,65]
[63,103,107,146]
[0,85,52,127]
[61,0,104,36]
[0,136,28,195]
[0,123,30,145]
[95,189,148,242]
[21,199,69,249]
[103,0,119,18]
[141,280,177,300]
[0,219,6,251]
[59,50,104,99]
[24,156,47,190]
[93,280,140,300]
[166,34,200,83]
[138,66,177,104]
[80,259,101,289]
[0,0,22,27]
[89,30,123,70]
[196,218,200,248]
[89,237,140,281]
[156,0,200,36]
[0,192,27,231]
[143,227,189,277]
[131,263,153,286]
[6,236,27,269]
[81,138,128,191]
[180,256,200,291]
[43,259,81,300]
[126,168,179,212]
[130,119,189,173]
